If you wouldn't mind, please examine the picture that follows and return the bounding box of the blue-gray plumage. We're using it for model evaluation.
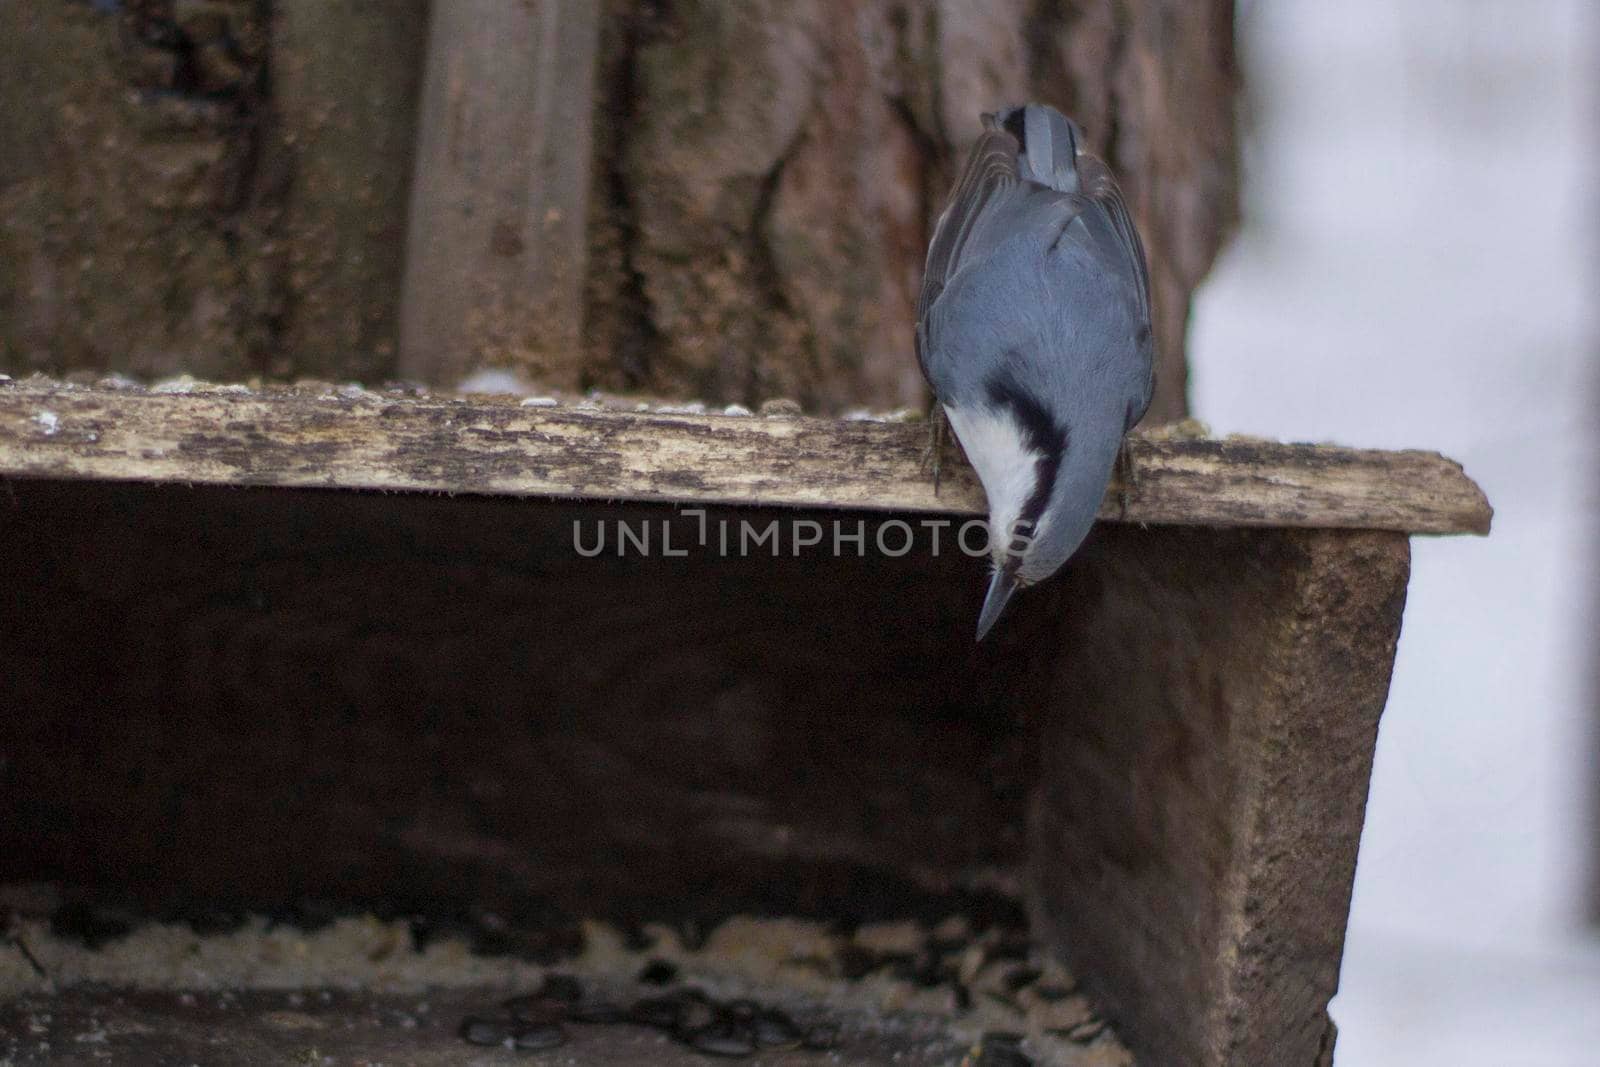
[915,104,1154,640]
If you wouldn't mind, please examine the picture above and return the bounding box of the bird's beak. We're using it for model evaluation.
[975,567,1020,641]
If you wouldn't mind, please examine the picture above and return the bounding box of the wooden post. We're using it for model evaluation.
[266,0,431,382]
[398,0,601,388]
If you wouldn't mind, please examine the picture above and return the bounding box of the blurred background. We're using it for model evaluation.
[1192,2,1600,1064]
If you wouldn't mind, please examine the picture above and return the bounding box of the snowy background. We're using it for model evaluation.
[1189,2,1600,1064]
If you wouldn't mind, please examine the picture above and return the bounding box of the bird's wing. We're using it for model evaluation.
[917,117,1155,424]
[1069,153,1151,326]
[915,123,1023,378]
[1057,153,1155,423]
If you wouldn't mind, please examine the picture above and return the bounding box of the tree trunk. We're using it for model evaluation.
[0,0,428,383]
[0,1,273,380]
[1,1,1235,421]
[581,0,1237,418]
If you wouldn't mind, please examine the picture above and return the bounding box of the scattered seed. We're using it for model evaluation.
[759,398,802,417]
[637,958,678,986]
[458,1015,512,1047]
[1063,1019,1107,1044]
[669,997,719,1035]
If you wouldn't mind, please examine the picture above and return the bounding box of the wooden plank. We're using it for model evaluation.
[0,379,1491,535]
[267,0,431,381]
[0,483,1043,938]
[398,0,601,387]
[0,987,983,1067]
[1029,527,1411,1066]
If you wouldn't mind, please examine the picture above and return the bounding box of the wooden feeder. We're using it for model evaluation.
[0,377,1490,1066]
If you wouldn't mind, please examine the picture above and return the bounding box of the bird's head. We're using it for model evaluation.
[946,377,1117,640]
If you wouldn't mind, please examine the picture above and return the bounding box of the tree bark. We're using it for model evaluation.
[0,0,427,383]
[582,0,1237,418]
[1,1,1235,421]
[0,1,273,379]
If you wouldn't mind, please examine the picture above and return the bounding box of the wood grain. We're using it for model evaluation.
[0,380,1490,535]
[0,482,1051,938]
[1030,527,1411,1066]
[398,0,600,386]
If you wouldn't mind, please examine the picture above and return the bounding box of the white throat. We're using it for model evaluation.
[944,403,1042,561]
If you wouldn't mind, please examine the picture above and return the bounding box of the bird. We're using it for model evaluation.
[915,103,1154,640]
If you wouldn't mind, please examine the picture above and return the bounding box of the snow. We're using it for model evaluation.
[1191,2,1600,1062]
[455,368,534,396]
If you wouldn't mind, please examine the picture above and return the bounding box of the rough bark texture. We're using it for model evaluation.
[0,1,428,382]
[1,1,1235,417]
[0,1,273,379]
[398,1,601,388]
[0,379,1494,535]
[581,0,1237,416]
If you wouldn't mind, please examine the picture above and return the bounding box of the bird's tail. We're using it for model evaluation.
[992,104,1081,195]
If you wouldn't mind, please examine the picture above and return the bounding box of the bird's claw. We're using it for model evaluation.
[921,405,949,497]
[1115,437,1139,520]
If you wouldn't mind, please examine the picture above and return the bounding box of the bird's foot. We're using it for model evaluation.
[1115,436,1139,520]
[920,404,950,497]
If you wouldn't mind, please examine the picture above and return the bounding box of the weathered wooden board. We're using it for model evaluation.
[0,987,981,1067]
[0,380,1491,535]
[1030,526,1409,1066]
[0,479,1410,1067]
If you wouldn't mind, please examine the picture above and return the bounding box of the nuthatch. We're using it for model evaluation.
[916,104,1154,640]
